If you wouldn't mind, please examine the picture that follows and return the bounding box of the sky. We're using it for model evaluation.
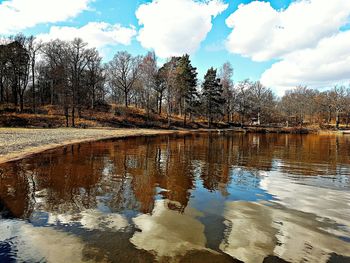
[0,0,349,95]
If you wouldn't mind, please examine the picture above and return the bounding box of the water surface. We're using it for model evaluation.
[0,132,349,263]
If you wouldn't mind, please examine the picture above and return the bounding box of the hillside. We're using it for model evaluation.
[0,104,214,129]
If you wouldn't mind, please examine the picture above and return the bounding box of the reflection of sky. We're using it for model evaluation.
[0,220,87,263]
[220,201,350,263]
[260,171,350,234]
[1,134,350,262]
[130,199,208,259]
[190,167,275,215]
[226,168,275,202]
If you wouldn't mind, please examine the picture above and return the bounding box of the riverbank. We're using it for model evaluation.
[0,127,348,165]
[0,128,194,164]
[237,125,350,135]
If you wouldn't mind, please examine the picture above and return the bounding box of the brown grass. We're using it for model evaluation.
[0,104,205,129]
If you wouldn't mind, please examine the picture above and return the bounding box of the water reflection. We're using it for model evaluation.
[47,210,129,232]
[260,171,350,232]
[220,201,350,263]
[0,133,349,262]
[0,220,92,263]
[131,199,207,259]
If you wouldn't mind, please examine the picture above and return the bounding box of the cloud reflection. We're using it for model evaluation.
[0,221,87,263]
[47,210,129,231]
[260,171,350,232]
[130,200,210,259]
[220,201,350,263]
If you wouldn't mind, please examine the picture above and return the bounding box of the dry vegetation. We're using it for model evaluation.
[0,104,214,129]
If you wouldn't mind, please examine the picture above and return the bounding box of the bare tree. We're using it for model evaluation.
[27,36,42,112]
[11,35,30,112]
[139,52,157,118]
[155,66,167,114]
[219,62,234,122]
[329,86,347,129]
[279,86,317,126]
[85,48,104,109]
[250,81,274,125]
[41,39,70,126]
[235,79,253,125]
[66,38,93,126]
[107,51,141,108]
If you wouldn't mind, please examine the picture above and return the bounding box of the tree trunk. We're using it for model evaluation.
[0,79,3,104]
[72,106,75,127]
[183,100,187,127]
[12,84,18,106]
[179,98,183,116]
[158,92,163,115]
[167,99,171,128]
[19,94,24,112]
[40,84,44,106]
[50,81,54,105]
[65,107,69,127]
[328,107,332,124]
[124,90,128,107]
[77,107,81,118]
[32,56,36,112]
[0,74,3,103]
[336,110,340,129]
[91,85,95,109]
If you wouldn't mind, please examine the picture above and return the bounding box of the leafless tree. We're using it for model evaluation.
[27,36,42,112]
[139,51,158,118]
[219,62,234,122]
[107,51,141,108]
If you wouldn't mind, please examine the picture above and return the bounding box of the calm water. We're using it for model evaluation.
[0,132,349,263]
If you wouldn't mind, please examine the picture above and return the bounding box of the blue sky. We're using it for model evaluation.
[87,0,290,80]
[1,0,349,95]
[18,0,282,81]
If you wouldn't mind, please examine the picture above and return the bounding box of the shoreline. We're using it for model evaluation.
[0,128,195,165]
[0,127,348,165]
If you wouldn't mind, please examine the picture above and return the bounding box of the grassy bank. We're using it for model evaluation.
[0,105,214,129]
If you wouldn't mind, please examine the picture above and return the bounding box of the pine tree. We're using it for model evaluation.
[202,67,225,127]
[177,54,198,125]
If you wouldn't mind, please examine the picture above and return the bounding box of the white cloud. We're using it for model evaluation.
[136,0,228,58]
[37,22,137,48]
[0,0,92,34]
[225,0,350,61]
[225,0,350,93]
[261,31,350,94]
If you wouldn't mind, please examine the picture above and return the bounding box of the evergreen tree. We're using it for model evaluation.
[202,67,225,127]
[177,54,198,125]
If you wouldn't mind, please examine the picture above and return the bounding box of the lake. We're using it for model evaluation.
[0,132,349,263]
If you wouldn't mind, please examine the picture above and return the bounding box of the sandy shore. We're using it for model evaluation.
[1,127,346,165]
[0,128,191,164]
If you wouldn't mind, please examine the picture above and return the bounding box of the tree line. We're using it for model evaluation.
[1,34,349,128]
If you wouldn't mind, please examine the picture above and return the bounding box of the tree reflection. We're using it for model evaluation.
[0,133,349,220]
